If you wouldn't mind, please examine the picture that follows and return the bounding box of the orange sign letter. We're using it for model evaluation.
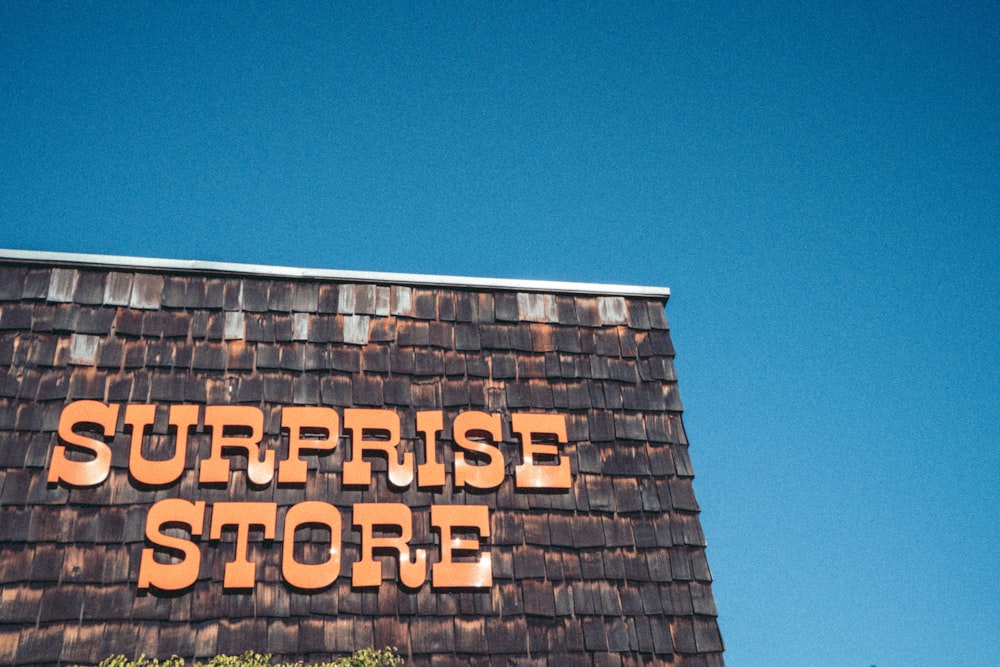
[416,410,445,488]
[199,406,274,486]
[138,499,206,591]
[452,411,504,490]
[281,501,342,590]
[278,407,340,484]
[209,502,278,588]
[343,409,413,488]
[49,400,119,487]
[126,404,198,486]
[430,504,492,588]
[512,413,571,489]
[352,502,427,588]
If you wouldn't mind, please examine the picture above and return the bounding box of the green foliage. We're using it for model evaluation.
[96,656,185,667]
[88,647,403,667]
[326,647,403,667]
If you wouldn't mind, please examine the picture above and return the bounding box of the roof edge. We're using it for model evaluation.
[0,248,670,299]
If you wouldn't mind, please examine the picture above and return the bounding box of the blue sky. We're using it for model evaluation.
[2,2,998,664]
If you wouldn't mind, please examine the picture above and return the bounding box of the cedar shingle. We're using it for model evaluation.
[0,545,32,585]
[486,618,527,653]
[597,297,628,325]
[227,341,255,371]
[16,623,63,663]
[369,316,396,342]
[246,313,274,342]
[298,618,325,654]
[192,343,227,370]
[625,300,652,330]
[267,619,299,654]
[183,278,210,310]
[268,283,293,312]
[614,478,643,513]
[478,324,509,350]
[649,616,674,655]
[606,616,630,652]
[442,379,469,407]
[52,303,81,332]
[412,290,437,319]
[39,585,85,621]
[668,550,692,582]
[455,323,480,350]
[130,273,164,309]
[455,617,487,654]
[293,283,319,312]
[603,550,626,581]
[693,617,724,653]
[672,443,695,476]
[411,617,454,654]
[490,353,516,379]
[343,315,370,345]
[517,355,545,379]
[632,615,655,654]
[116,309,145,337]
[646,301,669,329]
[59,625,104,665]
[414,349,444,376]
[429,320,452,348]
[77,307,117,335]
[523,580,556,617]
[513,545,545,579]
[22,270,50,300]
[517,293,558,323]
[581,616,609,651]
[508,324,533,351]
[242,280,269,312]
[0,268,26,301]
[493,292,518,322]
[668,478,700,512]
[73,271,106,305]
[398,320,430,347]
[444,350,466,376]
[47,268,78,302]
[317,284,339,313]
[669,616,696,654]
[689,548,713,582]
[689,581,717,616]
[505,381,531,408]
[162,276,188,308]
[352,375,383,406]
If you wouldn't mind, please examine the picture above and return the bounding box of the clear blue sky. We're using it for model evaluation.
[3,2,998,665]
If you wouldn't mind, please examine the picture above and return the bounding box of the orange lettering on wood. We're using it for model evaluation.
[452,411,504,490]
[209,501,277,588]
[512,413,571,489]
[342,409,413,488]
[49,400,119,487]
[126,404,198,486]
[281,501,342,589]
[199,406,274,486]
[137,498,206,591]
[430,504,492,588]
[278,407,339,484]
[352,502,426,588]
[416,410,445,488]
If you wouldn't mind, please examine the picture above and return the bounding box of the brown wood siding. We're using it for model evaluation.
[0,262,723,666]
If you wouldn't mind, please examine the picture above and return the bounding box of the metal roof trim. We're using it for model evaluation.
[0,248,670,299]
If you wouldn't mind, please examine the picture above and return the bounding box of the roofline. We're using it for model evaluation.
[0,248,670,299]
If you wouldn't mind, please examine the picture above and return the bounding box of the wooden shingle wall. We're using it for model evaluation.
[0,262,724,666]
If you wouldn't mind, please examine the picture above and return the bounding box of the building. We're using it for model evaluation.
[0,249,724,666]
